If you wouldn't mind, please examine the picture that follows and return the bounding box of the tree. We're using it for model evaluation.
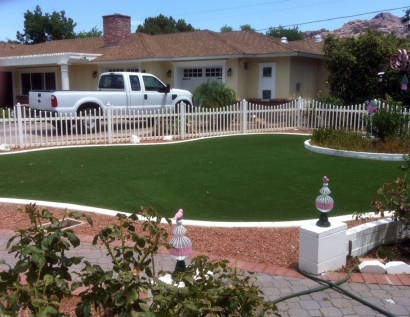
[240,24,255,31]
[136,14,195,35]
[323,29,410,105]
[220,24,233,32]
[16,5,76,44]
[402,9,410,30]
[265,25,304,41]
[75,26,103,38]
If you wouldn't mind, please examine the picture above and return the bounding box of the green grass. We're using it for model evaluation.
[0,134,402,221]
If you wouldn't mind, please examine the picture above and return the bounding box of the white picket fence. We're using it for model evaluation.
[0,97,403,149]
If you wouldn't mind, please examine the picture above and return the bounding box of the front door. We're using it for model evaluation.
[258,63,276,100]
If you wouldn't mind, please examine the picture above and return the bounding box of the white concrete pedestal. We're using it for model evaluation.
[299,221,347,275]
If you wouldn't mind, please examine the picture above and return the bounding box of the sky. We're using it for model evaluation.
[0,0,409,42]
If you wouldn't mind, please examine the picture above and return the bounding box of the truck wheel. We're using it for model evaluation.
[175,101,192,113]
[77,108,100,133]
[52,120,72,135]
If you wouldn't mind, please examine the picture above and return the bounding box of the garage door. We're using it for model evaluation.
[181,67,223,92]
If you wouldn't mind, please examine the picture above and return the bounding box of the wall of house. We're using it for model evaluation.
[225,58,241,100]
[289,57,327,100]
[140,61,171,86]
[235,58,250,101]
[241,57,291,100]
[275,57,291,99]
[232,56,328,101]
[245,59,261,98]
[69,65,99,90]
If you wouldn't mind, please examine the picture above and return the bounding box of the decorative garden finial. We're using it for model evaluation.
[390,49,410,71]
[316,176,334,227]
[169,209,192,277]
[173,208,184,221]
[390,49,410,91]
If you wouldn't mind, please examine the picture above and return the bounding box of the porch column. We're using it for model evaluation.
[60,64,70,90]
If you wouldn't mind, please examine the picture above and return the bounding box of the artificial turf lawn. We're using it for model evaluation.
[0,134,402,221]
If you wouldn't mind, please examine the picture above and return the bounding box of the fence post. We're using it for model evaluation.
[106,102,113,144]
[242,99,248,134]
[179,102,186,140]
[297,97,303,130]
[16,103,24,148]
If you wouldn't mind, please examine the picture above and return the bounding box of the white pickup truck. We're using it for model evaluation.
[29,72,193,133]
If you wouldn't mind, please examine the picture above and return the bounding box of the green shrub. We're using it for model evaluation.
[364,97,410,141]
[311,128,373,152]
[193,80,236,108]
[0,107,14,120]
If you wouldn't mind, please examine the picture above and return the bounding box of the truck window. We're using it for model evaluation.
[99,74,124,89]
[142,75,165,92]
[129,75,141,91]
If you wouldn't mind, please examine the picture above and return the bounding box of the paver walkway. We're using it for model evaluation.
[1,229,409,317]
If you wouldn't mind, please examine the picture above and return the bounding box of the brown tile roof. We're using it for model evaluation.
[0,30,323,62]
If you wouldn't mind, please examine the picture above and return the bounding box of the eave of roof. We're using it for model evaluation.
[0,30,324,66]
[0,52,102,67]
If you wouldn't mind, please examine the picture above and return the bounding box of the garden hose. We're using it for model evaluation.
[271,264,397,317]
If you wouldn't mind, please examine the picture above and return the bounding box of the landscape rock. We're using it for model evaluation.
[385,261,410,274]
[0,144,10,151]
[358,260,386,274]
[130,135,140,144]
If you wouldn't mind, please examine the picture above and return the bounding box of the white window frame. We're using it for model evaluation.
[18,67,58,95]
[172,60,227,87]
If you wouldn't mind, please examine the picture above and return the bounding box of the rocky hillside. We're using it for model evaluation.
[304,12,409,39]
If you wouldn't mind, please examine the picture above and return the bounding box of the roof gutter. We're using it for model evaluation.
[0,52,101,67]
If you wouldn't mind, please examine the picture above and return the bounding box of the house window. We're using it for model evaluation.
[21,72,56,95]
[205,67,222,77]
[263,67,272,77]
[183,69,202,78]
[262,90,271,100]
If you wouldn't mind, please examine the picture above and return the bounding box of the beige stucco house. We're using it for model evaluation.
[0,13,327,108]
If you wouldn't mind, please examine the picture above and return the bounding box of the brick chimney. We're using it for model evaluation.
[103,14,131,47]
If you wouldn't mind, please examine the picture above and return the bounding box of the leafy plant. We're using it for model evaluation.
[364,97,410,141]
[368,154,410,232]
[193,80,236,109]
[0,107,14,119]
[0,203,93,316]
[376,244,400,261]
[151,255,278,317]
[75,207,278,317]
[0,205,281,316]
[75,206,171,317]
